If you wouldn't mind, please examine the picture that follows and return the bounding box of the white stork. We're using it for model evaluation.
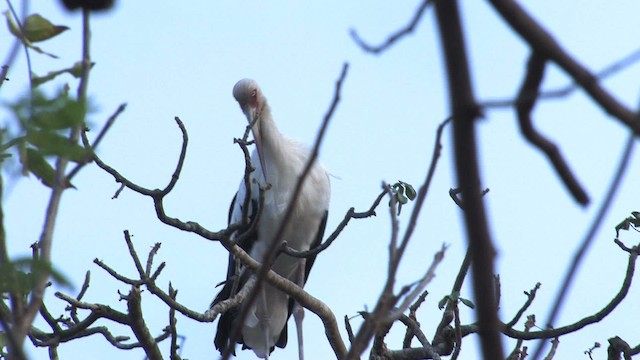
[211,79,331,359]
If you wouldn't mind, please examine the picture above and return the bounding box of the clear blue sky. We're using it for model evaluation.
[2,1,640,359]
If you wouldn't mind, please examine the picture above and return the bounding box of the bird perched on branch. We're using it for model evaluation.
[211,79,331,359]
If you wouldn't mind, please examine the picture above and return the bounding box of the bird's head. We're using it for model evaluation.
[233,78,269,182]
[233,78,264,123]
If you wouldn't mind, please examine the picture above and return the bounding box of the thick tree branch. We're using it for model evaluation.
[480,48,640,109]
[126,286,162,360]
[434,1,504,360]
[487,0,640,135]
[515,53,589,204]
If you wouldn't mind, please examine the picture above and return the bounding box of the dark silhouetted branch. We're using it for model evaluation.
[515,53,589,205]
[434,0,504,359]
[505,282,541,328]
[481,48,640,109]
[532,132,636,358]
[281,187,387,259]
[126,286,162,359]
[487,0,640,135]
[350,0,433,54]
[496,242,638,340]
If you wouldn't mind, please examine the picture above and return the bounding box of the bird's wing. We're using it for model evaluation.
[213,181,259,353]
[277,209,329,348]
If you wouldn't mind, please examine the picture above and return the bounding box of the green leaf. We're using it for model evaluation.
[24,148,56,187]
[22,14,69,42]
[32,61,93,87]
[459,297,475,309]
[0,257,72,294]
[10,90,86,130]
[26,130,89,162]
[0,332,7,357]
[404,183,417,200]
[4,10,21,39]
[438,295,450,310]
[396,187,408,205]
[3,12,64,58]
[15,258,72,288]
[615,211,640,238]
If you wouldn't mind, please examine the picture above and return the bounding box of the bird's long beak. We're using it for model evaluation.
[248,110,269,183]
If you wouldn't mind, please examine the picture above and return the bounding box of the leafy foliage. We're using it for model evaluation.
[390,180,417,215]
[32,61,93,87]
[4,11,68,58]
[0,257,71,295]
[438,291,475,310]
[615,211,640,239]
[2,90,88,187]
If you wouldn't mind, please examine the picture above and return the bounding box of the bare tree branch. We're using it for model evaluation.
[480,48,640,109]
[487,0,640,135]
[281,188,387,259]
[126,286,163,359]
[13,9,93,354]
[505,282,541,328]
[346,117,450,359]
[515,53,589,205]
[532,131,636,359]
[168,284,181,360]
[433,0,504,359]
[497,242,638,340]
[350,0,433,54]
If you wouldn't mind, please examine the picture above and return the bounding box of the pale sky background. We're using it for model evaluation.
[2,1,640,359]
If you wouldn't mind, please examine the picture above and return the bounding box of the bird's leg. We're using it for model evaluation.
[259,288,272,360]
[294,259,306,360]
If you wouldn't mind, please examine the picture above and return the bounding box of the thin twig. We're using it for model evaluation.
[496,242,638,340]
[347,117,451,359]
[169,284,181,360]
[281,189,387,258]
[481,48,640,109]
[532,131,636,359]
[505,282,541,328]
[350,0,434,54]
[161,117,189,195]
[69,103,127,181]
[13,8,93,353]
[0,65,9,89]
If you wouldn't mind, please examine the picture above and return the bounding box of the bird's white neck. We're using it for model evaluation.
[256,104,287,182]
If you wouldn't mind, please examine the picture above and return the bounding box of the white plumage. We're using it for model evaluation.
[212,79,330,359]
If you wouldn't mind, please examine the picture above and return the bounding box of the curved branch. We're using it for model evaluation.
[350,0,433,54]
[532,131,637,358]
[487,0,640,135]
[161,117,188,195]
[515,53,589,204]
[460,243,638,340]
[281,189,386,258]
